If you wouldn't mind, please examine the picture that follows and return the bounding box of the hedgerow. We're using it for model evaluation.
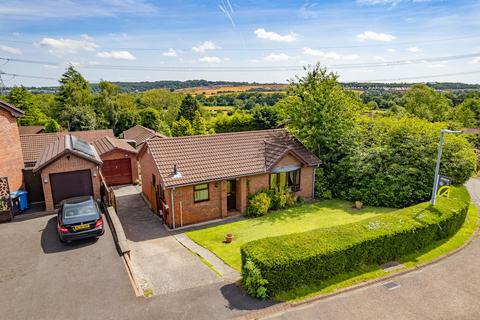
[241,186,470,297]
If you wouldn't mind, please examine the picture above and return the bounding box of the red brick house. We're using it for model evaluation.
[138,129,321,229]
[33,135,103,211]
[0,99,24,193]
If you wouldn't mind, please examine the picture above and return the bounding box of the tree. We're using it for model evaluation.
[403,84,451,122]
[252,106,280,130]
[276,64,363,197]
[53,66,95,130]
[450,98,480,128]
[209,111,254,133]
[178,94,199,122]
[6,86,49,126]
[139,89,183,124]
[93,80,120,129]
[139,107,161,130]
[192,111,207,135]
[116,109,140,135]
[44,118,61,133]
[171,117,194,136]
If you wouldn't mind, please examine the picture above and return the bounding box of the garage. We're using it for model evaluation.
[50,169,94,205]
[93,136,138,187]
[102,158,132,186]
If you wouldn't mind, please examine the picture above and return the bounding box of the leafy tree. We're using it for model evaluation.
[450,98,480,128]
[139,107,161,130]
[6,86,49,126]
[93,80,120,129]
[116,109,140,136]
[44,118,61,133]
[192,111,207,135]
[54,66,95,130]
[403,84,451,122]
[171,116,194,136]
[251,106,280,129]
[178,94,199,122]
[139,89,183,124]
[276,64,363,197]
[209,111,254,133]
[335,116,476,207]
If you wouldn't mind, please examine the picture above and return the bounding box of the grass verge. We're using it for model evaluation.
[275,202,478,302]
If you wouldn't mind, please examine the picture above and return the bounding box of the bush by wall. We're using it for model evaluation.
[241,186,470,298]
[246,192,271,217]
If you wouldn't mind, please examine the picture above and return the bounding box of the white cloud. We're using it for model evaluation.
[387,48,396,52]
[302,48,359,60]
[0,45,22,55]
[408,46,422,53]
[192,41,219,53]
[162,48,178,57]
[470,57,480,64]
[199,56,222,63]
[356,31,396,42]
[254,28,297,43]
[80,34,95,42]
[97,50,136,60]
[374,55,386,61]
[264,53,289,62]
[39,37,98,55]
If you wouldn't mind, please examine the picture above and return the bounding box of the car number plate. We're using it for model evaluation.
[74,224,90,231]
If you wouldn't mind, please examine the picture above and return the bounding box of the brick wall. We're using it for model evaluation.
[0,108,24,192]
[39,155,101,211]
[138,148,163,209]
[100,150,139,183]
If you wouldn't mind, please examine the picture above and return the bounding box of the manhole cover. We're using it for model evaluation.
[383,281,401,290]
[380,261,404,271]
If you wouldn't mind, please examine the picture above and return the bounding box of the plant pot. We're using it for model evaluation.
[355,201,363,209]
[225,234,233,243]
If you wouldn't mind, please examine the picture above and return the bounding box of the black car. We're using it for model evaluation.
[57,196,104,243]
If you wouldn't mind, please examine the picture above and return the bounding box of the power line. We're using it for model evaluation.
[361,70,480,82]
[0,52,479,72]
[0,71,57,81]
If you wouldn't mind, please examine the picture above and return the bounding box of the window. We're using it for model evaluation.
[194,183,209,202]
[269,169,301,192]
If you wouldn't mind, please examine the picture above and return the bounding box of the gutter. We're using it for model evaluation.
[170,187,176,229]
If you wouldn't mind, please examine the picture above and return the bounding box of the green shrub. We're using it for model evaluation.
[241,186,470,297]
[242,259,269,299]
[247,193,271,217]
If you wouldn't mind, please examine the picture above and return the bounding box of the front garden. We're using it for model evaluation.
[187,185,476,301]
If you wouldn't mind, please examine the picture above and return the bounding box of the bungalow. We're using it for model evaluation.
[138,129,321,229]
[122,125,166,149]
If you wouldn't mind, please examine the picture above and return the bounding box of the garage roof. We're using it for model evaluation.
[0,99,24,118]
[33,135,102,172]
[122,125,165,147]
[93,136,138,156]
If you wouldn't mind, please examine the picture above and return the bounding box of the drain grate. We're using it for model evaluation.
[383,281,401,290]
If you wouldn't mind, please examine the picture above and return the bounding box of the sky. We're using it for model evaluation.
[0,0,479,86]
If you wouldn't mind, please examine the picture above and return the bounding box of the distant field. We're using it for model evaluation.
[177,84,289,95]
[203,106,234,111]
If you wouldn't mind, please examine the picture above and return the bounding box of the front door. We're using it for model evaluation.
[226,180,236,211]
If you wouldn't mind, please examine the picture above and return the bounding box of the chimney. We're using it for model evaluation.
[173,164,177,175]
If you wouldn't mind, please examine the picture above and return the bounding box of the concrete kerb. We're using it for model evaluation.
[234,205,480,320]
[104,205,143,297]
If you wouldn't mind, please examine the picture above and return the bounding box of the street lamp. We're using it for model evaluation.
[431,129,462,206]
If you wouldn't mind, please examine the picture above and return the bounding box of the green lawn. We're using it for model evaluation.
[186,199,395,271]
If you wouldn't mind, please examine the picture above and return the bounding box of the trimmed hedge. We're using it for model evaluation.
[241,186,470,297]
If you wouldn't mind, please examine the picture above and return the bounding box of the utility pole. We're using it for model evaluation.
[0,71,6,96]
[431,129,462,206]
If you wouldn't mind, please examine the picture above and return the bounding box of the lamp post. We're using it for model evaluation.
[431,129,462,206]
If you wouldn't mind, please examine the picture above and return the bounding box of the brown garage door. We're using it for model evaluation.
[50,170,94,206]
[102,158,132,186]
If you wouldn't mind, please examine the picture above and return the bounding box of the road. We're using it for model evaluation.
[266,179,480,320]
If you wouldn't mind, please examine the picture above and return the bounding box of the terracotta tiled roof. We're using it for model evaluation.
[18,125,45,135]
[93,136,138,156]
[123,125,165,147]
[20,129,115,167]
[144,129,321,188]
[33,135,102,172]
[0,99,24,118]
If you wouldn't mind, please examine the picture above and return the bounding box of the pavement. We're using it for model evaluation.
[265,178,480,320]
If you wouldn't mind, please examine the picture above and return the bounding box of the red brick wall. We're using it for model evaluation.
[138,148,163,208]
[100,150,139,183]
[39,155,101,211]
[0,108,24,192]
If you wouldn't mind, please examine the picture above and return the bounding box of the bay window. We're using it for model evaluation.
[269,168,301,192]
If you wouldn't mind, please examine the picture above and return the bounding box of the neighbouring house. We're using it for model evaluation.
[93,136,139,186]
[122,125,165,149]
[32,135,103,211]
[0,99,25,193]
[138,129,321,229]
[18,125,45,135]
[20,129,114,205]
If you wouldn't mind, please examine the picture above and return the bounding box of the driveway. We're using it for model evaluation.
[266,179,480,320]
[0,210,136,320]
[113,185,223,295]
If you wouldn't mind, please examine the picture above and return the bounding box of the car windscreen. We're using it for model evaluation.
[62,201,99,222]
